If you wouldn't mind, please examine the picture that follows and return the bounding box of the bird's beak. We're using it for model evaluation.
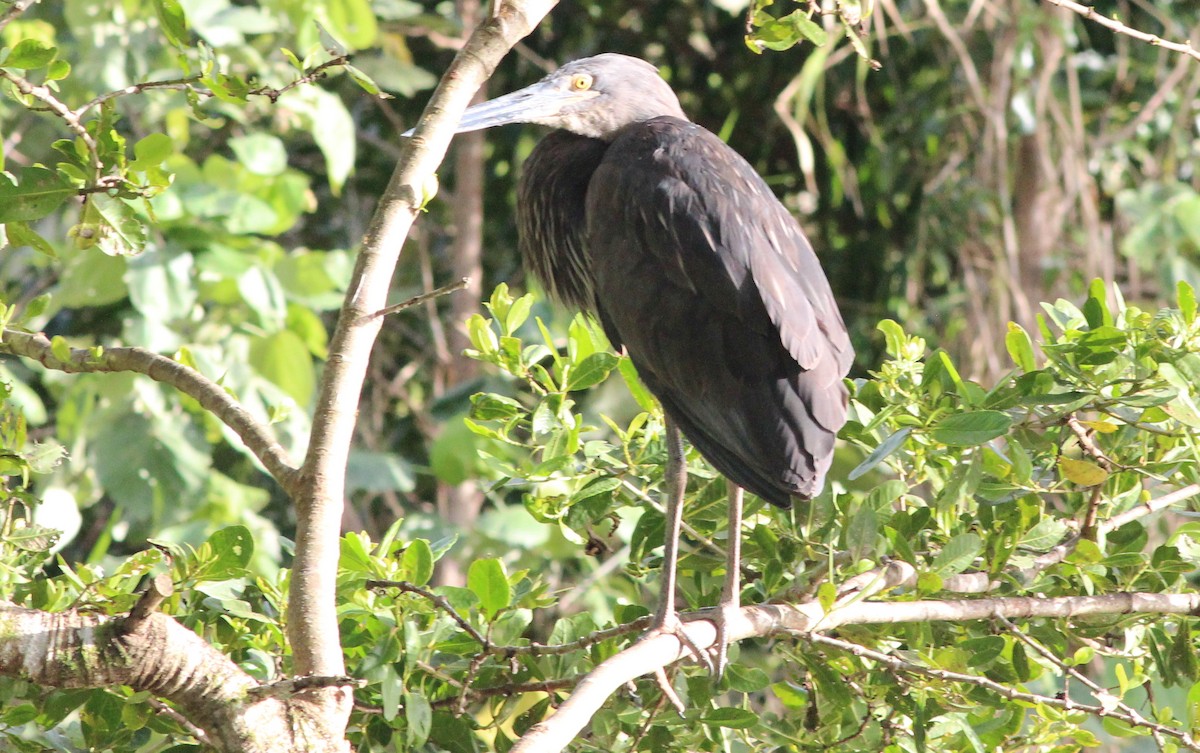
[402,79,596,137]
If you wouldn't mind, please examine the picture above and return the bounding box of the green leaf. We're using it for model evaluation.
[816,581,836,610]
[849,426,910,480]
[131,133,175,168]
[86,195,148,256]
[320,0,379,49]
[4,221,56,257]
[932,532,982,576]
[4,39,57,69]
[617,357,657,412]
[1180,280,1197,324]
[569,476,621,504]
[230,133,288,176]
[0,167,74,223]
[248,329,315,407]
[505,294,534,334]
[345,63,389,97]
[346,449,415,493]
[280,87,355,195]
[467,558,510,618]
[846,502,878,562]
[401,539,434,586]
[1005,322,1036,372]
[700,707,759,729]
[566,351,618,391]
[771,681,808,708]
[788,9,829,45]
[467,313,498,355]
[404,691,432,747]
[469,393,523,421]
[153,0,189,47]
[49,335,72,363]
[877,319,907,358]
[929,410,1012,447]
[429,418,477,485]
[1082,278,1113,328]
[204,525,254,576]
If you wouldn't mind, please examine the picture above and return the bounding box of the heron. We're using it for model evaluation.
[446,53,853,674]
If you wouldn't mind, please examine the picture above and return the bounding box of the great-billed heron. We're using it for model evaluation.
[442,53,852,675]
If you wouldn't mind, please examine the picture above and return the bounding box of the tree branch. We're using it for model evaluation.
[284,0,558,740]
[357,276,470,323]
[510,591,1200,753]
[0,68,101,176]
[0,328,300,493]
[0,602,310,753]
[1042,0,1200,61]
[997,615,1184,751]
[0,0,39,38]
[805,632,1200,751]
[836,482,1200,596]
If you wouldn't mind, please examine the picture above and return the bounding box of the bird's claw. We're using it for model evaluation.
[710,602,740,682]
[641,613,715,674]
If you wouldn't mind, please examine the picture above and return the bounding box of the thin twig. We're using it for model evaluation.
[1042,0,1200,61]
[75,76,202,117]
[0,0,38,36]
[1103,483,1200,531]
[428,676,579,709]
[247,55,354,103]
[1081,486,1104,540]
[120,573,174,635]
[366,579,488,646]
[145,697,211,745]
[805,633,1200,751]
[833,482,1200,596]
[245,675,365,700]
[358,277,470,323]
[1066,415,1116,469]
[0,69,101,175]
[997,616,1179,752]
[489,618,650,658]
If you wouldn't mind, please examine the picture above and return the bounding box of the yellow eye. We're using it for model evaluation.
[570,73,593,91]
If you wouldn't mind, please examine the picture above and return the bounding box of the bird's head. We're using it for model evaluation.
[451,54,688,141]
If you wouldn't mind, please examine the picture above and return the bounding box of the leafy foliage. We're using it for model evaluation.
[318,280,1200,752]
[2,0,1200,751]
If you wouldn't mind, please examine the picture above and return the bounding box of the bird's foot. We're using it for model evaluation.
[640,611,714,674]
[639,612,712,714]
[709,601,740,682]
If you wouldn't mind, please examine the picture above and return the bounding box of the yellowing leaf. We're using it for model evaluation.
[1058,457,1109,487]
[1079,419,1118,434]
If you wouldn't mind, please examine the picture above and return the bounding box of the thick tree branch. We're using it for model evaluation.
[284,0,558,741]
[0,328,300,493]
[0,602,318,753]
[511,591,1200,753]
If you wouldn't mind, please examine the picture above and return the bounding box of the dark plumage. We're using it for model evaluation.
[456,54,852,507]
[447,53,852,665]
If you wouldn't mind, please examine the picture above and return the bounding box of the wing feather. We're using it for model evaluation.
[584,117,852,505]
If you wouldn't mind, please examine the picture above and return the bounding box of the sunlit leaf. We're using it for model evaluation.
[929,411,1012,447]
[467,558,510,619]
[1058,457,1109,487]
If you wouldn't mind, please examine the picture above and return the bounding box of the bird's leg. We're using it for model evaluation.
[644,416,713,677]
[712,480,743,680]
[652,416,687,631]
